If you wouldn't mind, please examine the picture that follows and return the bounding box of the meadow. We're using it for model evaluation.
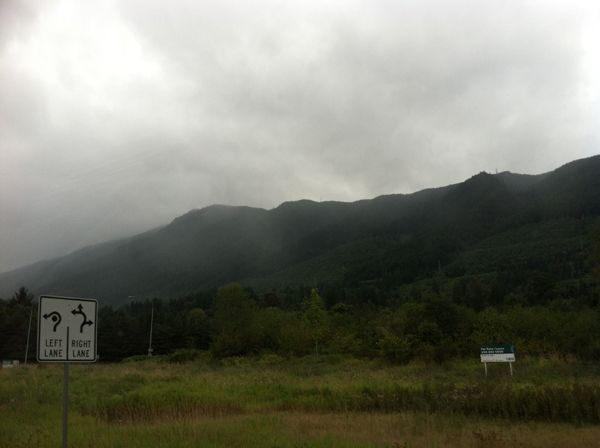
[2,355,600,447]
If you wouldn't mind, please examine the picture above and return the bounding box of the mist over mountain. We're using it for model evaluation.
[1,155,599,305]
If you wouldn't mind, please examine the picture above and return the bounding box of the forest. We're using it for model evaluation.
[2,260,600,363]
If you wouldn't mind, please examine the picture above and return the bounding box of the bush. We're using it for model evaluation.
[122,355,152,363]
[167,348,206,364]
[256,353,286,365]
[378,329,412,364]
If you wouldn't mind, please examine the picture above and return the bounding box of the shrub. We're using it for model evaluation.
[167,348,206,364]
[378,329,411,364]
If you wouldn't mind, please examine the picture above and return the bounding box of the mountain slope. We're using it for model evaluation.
[1,155,599,305]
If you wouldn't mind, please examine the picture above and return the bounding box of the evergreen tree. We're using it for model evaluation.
[303,288,328,356]
[212,283,258,356]
[9,287,34,306]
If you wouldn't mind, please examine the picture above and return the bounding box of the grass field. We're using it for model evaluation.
[2,355,600,447]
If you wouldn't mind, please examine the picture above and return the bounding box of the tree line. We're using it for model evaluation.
[2,277,600,363]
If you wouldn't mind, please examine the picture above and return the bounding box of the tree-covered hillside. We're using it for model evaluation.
[0,155,599,307]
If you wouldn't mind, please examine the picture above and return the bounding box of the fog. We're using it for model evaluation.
[0,0,599,272]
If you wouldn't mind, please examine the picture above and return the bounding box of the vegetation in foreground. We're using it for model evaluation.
[2,356,600,447]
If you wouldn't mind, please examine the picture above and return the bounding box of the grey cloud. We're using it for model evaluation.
[0,0,598,273]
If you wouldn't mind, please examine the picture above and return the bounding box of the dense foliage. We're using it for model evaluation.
[2,272,600,363]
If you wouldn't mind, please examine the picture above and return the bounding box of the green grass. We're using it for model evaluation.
[2,356,600,447]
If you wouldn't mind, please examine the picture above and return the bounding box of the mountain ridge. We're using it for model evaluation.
[1,155,599,304]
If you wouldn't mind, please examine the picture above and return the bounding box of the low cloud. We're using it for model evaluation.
[1,0,599,272]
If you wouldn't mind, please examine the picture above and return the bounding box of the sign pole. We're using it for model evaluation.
[509,362,513,377]
[63,362,69,448]
[484,362,488,377]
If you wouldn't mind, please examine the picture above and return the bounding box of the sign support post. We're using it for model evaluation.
[484,362,488,377]
[63,362,69,448]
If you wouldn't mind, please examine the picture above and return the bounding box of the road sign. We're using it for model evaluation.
[480,344,516,363]
[37,295,97,363]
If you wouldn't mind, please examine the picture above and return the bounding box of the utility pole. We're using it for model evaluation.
[148,302,154,356]
[24,303,34,365]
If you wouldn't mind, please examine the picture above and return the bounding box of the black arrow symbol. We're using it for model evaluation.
[72,304,93,333]
[43,311,62,332]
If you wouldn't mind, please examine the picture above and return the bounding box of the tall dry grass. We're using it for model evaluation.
[2,356,600,447]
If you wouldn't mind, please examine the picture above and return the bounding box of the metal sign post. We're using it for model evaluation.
[37,295,98,448]
[63,363,69,448]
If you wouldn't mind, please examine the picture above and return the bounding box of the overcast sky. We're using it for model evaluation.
[1,0,599,273]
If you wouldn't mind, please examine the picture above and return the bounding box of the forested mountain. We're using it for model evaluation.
[1,155,599,306]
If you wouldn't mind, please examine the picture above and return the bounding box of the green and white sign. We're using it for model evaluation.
[480,344,515,363]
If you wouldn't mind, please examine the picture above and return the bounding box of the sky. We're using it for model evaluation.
[1,0,599,273]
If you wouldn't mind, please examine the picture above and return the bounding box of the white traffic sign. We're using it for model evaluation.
[37,295,97,363]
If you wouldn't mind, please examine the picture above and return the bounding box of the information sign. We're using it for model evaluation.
[480,344,516,363]
[37,295,97,363]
